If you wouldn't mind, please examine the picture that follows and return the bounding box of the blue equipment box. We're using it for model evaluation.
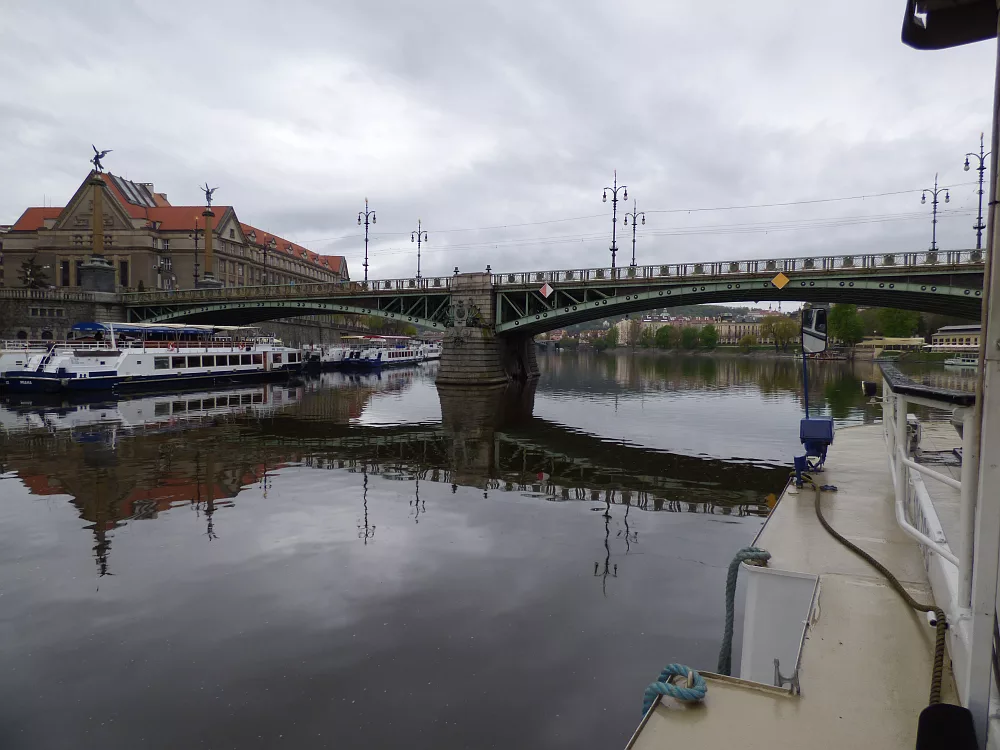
[800,417,835,445]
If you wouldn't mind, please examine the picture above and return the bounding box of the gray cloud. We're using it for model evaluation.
[0,1,993,280]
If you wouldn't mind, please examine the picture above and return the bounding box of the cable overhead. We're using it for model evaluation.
[302,182,980,246]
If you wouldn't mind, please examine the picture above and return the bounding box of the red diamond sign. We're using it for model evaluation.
[539,282,554,298]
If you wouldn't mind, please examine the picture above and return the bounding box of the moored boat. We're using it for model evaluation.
[340,336,425,371]
[0,322,303,394]
[944,354,978,368]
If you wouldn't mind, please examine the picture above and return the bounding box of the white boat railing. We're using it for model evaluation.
[879,362,983,717]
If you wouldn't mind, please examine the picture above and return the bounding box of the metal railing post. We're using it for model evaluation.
[895,393,908,510]
[959,407,979,610]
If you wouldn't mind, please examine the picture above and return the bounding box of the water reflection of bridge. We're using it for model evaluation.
[0,377,787,576]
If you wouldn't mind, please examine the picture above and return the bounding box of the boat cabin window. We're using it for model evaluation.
[253,354,263,364]
[187,356,200,368]
[154,402,170,416]
[202,356,214,367]
[273,353,283,363]
[172,356,185,368]
[229,355,240,366]
[153,356,169,370]
[202,398,215,409]
[241,354,251,365]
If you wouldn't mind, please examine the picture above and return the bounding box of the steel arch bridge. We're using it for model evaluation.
[123,249,986,333]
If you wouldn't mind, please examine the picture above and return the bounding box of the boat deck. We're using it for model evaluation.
[627,423,958,749]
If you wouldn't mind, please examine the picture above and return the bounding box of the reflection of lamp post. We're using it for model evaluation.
[411,219,427,279]
[603,171,627,269]
[921,173,950,252]
[622,199,646,268]
[964,134,991,251]
[358,198,376,282]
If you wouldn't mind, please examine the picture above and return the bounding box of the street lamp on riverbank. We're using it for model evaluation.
[411,219,427,279]
[623,199,646,268]
[965,134,990,251]
[603,171,627,269]
[921,173,949,252]
[358,198,376,282]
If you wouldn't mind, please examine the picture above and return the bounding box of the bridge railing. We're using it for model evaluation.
[491,249,984,287]
[0,288,105,302]
[121,276,452,304]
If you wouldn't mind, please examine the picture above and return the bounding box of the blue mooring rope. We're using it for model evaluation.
[642,664,708,715]
[717,546,771,676]
[641,546,770,715]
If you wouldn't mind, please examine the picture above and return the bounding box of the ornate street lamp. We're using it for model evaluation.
[965,134,991,251]
[411,219,428,279]
[603,171,627,269]
[622,199,646,268]
[358,198,376,282]
[921,173,949,252]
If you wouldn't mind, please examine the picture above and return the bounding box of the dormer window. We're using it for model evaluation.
[229,229,235,239]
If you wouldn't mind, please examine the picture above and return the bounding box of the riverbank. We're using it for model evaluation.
[580,346,804,359]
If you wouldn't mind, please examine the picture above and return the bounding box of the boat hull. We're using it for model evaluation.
[2,366,301,394]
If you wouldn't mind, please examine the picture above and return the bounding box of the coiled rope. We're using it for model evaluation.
[717,546,772,676]
[641,664,708,716]
[806,478,947,705]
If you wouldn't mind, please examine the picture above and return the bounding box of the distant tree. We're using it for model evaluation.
[878,308,920,338]
[639,326,655,348]
[680,326,701,350]
[738,334,757,353]
[859,307,881,336]
[654,325,675,349]
[774,318,800,352]
[828,304,865,346]
[700,324,719,350]
[605,325,619,349]
[18,256,49,289]
[627,319,642,350]
[760,316,780,351]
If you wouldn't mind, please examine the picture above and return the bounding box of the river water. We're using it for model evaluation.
[0,351,965,749]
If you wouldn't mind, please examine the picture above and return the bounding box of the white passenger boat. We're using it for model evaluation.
[419,341,442,360]
[0,341,51,376]
[0,322,303,394]
[340,336,425,371]
[944,354,978,368]
[303,343,350,370]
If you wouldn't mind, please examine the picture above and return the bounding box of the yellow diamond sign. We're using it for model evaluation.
[771,272,790,289]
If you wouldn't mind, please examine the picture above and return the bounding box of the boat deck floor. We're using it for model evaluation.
[627,423,958,749]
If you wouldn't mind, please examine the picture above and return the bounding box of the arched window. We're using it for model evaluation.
[16,330,27,340]
[41,330,53,340]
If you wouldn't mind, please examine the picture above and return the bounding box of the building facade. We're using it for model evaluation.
[2,171,347,291]
[930,324,981,351]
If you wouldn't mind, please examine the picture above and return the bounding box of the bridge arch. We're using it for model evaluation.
[132,299,447,331]
[494,276,983,336]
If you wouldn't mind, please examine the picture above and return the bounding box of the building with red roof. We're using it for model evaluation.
[2,170,348,290]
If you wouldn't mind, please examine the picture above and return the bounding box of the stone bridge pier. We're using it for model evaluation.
[435,273,539,387]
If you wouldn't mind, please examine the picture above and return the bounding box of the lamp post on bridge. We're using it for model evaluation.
[411,219,427,280]
[964,134,990,251]
[189,218,201,287]
[622,199,646,268]
[358,198,376,282]
[603,171,627,269]
[920,173,949,252]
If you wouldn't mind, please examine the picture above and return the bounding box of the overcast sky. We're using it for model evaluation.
[1,1,995,280]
